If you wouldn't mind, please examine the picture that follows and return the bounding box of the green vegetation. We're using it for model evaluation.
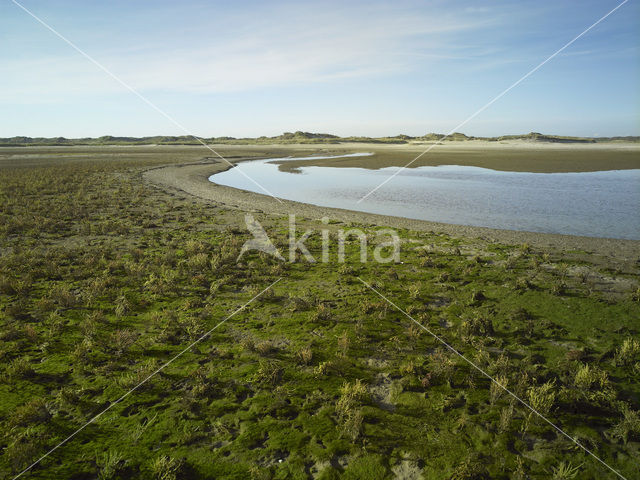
[1,131,638,147]
[0,148,638,479]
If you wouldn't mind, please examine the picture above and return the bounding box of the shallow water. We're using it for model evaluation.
[210,154,640,240]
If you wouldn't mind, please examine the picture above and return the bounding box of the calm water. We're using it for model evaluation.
[210,154,640,240]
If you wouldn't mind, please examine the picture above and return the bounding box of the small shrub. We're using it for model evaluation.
[312,303,332,322]
[550,461,582,480]
[614,337,640,366]
[313,361,332,377]
[498,404,514,434]
[450,454,488,480]
[255,340,275,356]
[527,380,556,417]
[610,407,640,444]
[515,277,533,291]
[5,357,35,379]
[254,359,282,386]
[574,363,609,391]
[430,350,455,385]
[461,316,494,336]
[288,295,311,312]
[49,284,77,308]
[337,332,350,357]
[408,284,421,300]
[9,398,51,427]
[4,427,45,472]
[97,450,126,480]
[150,455,184,480]
[341,408,363,442]
[111,329,137,356]
[551,281,567,296]
[469,290,486,304]
[489,375,508,405]
[114,294,130,317]
[295,346,313,365]
[336,380,368,441]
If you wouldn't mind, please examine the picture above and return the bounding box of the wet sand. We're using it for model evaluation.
[271,140,640,173]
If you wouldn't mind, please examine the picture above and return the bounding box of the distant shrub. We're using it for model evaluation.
[460,316,494,336]
[150,455,184,480]
[5,357,35,379]
[9,398,51,427]
[48,284,77,308]
[408,283,421,299]
[312,303,332,322]
[469,290,486,304]
[186,252,209,271]
[287,294,311,311]
[498,404,514,434]
[295,345,313,365]
[313,361,333,377]
[551,281,567,296]
[430,350,455,385]
[614,337,640,366]
[4,427,46,472]
[450,454,488,480]
[111,329,137,356]
[336,380,368,441]
[610,406,640,444]
[337,332,350,357]
[489,375,508,405]
[527,380,556,417]
[574,363,609,391]
[254,359,283,386]
[550,461,582,480]
[184,239,208,256]
[254,340,276,356]
[97,450,127,480]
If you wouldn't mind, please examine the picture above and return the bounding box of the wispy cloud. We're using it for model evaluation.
[3,2,496,101]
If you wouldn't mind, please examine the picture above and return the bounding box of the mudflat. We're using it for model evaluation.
[269,140,640,173]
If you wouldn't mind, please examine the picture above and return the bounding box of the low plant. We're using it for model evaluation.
[498,404,514,434]
[312,303,332,322]
[527,380,556,417]
[97,450,126,480]
[295,345,313,365]
[610,406,640,444]
[461,315,494,336]
[550,461,582,480]
[489,375,508,405]
[574,363,609,391]
[614,337,640,366]
[254,359,283,386]
[336,380,368,441]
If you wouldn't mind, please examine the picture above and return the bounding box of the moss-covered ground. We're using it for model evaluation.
[0,150,638,479]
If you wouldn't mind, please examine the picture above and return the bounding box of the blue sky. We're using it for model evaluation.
[1,0,638,137]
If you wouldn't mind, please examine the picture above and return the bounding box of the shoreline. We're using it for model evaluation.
[270,140,640,174]
[143,156,640,269]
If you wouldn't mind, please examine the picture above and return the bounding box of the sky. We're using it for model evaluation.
[1,0,639,138]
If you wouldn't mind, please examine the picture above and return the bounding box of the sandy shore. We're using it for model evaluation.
[271,140,640,173]
[143,148,640,270]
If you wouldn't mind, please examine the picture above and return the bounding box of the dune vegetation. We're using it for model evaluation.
[1,131,639,147]
[0,147,638,479]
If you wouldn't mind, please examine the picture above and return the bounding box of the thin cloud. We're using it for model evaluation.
[3,3,496,100]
